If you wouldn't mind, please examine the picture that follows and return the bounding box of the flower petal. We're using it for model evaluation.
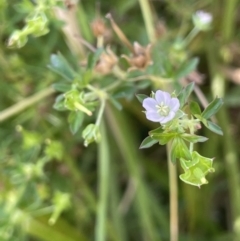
[146,111,164,122]
[143,98,158,111]
[155,90,171,105]
[160,111,176,124]
[168,98,180,112]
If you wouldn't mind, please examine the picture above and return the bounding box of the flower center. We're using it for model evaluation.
[156,102,170,116]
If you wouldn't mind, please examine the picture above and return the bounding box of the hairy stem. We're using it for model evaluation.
[95,120,110,241]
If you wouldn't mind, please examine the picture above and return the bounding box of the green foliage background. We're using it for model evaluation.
[1,0,240,240]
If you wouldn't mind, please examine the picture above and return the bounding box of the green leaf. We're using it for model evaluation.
[68,111,84,135]
[170,137,191,164]
[48,53,77,82]
[151,132,179,145]
[201,98,224,119]
[178,82,195,108]
[52,83,72,92]
[87,48,104,69]
[136,94,148,104]
[203,120,223,135]
[179,151,214,187]
[181,133,208,143]
[139,136,158,149]
[149,126,164,135]
[175,58,199,80]
[190,101,202,115]
[109,97,122,110]
[53,94,67,111]
[112,84,135,100]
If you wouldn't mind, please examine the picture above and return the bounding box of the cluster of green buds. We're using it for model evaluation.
[6,0,64,48]
[8,12,49,48]
[138,83,223,187]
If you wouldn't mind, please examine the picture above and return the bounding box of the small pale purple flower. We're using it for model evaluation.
[193,11,212,31]
[195,11,212,25]
[143,90,180,124]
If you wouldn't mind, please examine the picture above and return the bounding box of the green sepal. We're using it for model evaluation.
[64,89,81,111]
[178,82,195,108]
[68,111,84,135]
[48,53,77,82]
[136,94,148,104]
[170,137,192,164]
[201,97,223,119]
[189,101,202,115]
[181,133,208,143]
[179,151,215,187]
[139,136,158,149]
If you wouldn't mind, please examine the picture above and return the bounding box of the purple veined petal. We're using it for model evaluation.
[143,98,158,111]
[146,111,164,122]
[168,98,180,112]
[160,111,176,124]
[155,90,171,105]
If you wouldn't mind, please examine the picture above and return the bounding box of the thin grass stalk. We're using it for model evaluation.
[109,160,127,241]
[95,120,110,241]
[207,6,240,230]
[167,143,178,241]
[0,87,55,123]
[221,0,238,42]
[138,0,156,43]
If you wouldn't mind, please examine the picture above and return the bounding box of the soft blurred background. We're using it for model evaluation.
[1,0,240,240]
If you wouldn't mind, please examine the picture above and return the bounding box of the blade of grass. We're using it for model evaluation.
[138,0,156,43]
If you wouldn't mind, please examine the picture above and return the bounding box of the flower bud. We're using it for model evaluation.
[82,124,101,146]
[7,30,28,48]
[26,13,49,37]
[91,18,107,37]
[192,10,212,31]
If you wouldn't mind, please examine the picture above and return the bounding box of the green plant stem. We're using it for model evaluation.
[96,100,106,126]
[183,27,199,47]
[0,87,55,123]
[138,0,156,43]
[95,120,110,241]
[167,143,178,241]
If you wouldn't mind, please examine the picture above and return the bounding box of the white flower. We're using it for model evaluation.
[142,90,180,124]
